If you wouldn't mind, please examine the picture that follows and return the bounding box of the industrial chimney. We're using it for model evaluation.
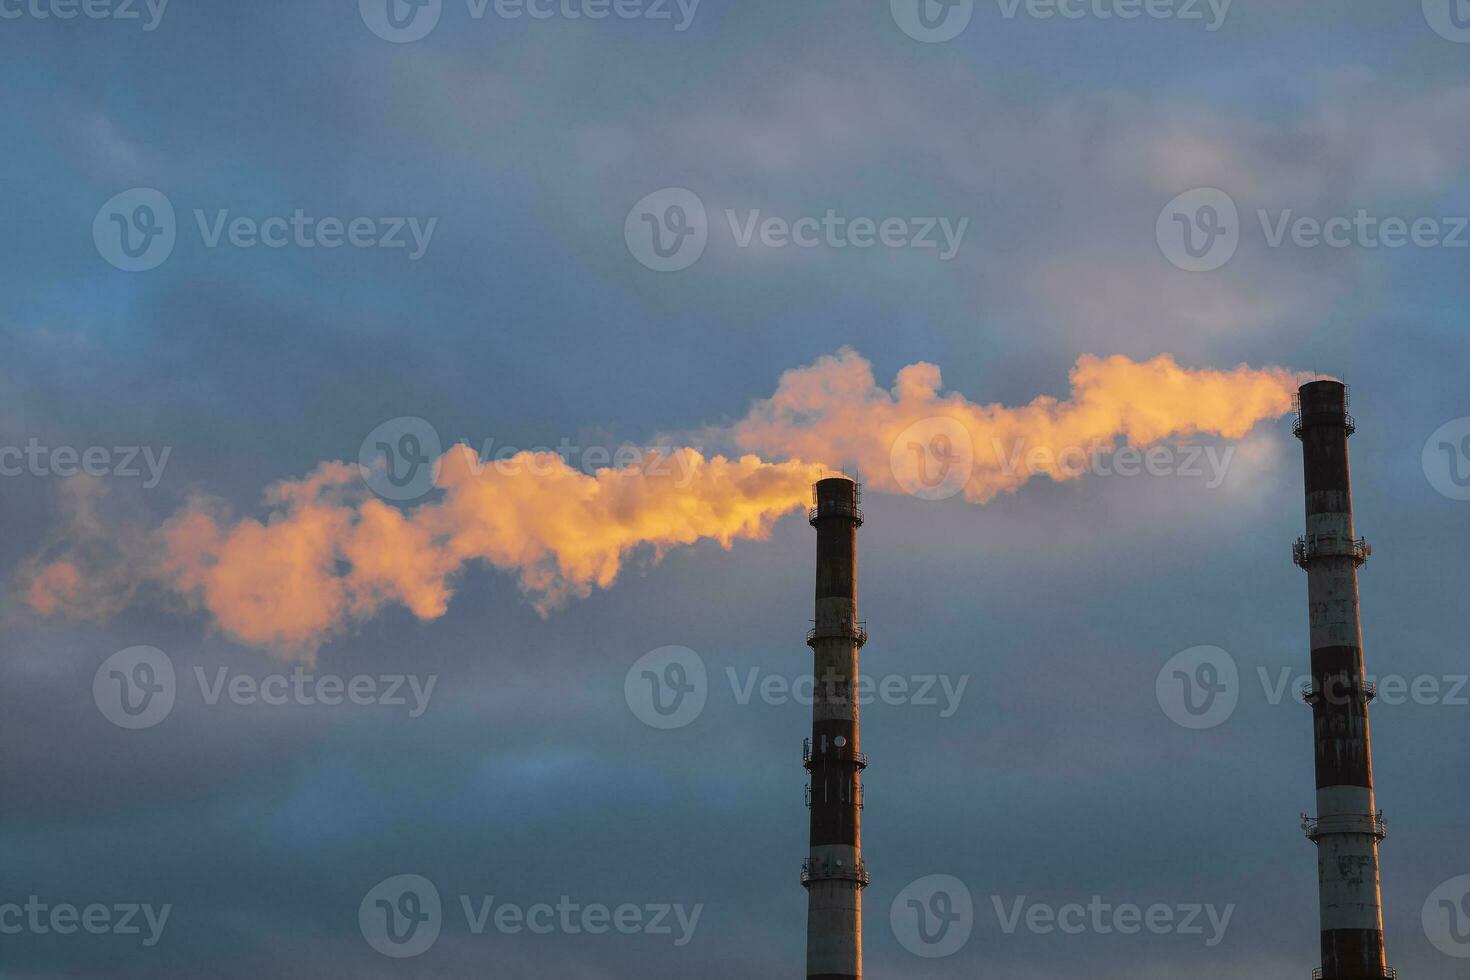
[1293,380,1393,980]
[802,476,868,980]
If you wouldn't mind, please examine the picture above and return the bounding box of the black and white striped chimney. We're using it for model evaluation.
[802,476,868,979]
[1294,380,1393,980]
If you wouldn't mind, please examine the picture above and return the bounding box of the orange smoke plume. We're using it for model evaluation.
[734,349,1299,502]
[23,449,824,658]
[18,350,1300,659]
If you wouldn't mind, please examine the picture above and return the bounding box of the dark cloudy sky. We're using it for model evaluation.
[3,1,1469,977]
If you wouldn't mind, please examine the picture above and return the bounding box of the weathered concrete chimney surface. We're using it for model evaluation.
[803,476,867,980]
[1294,380,1392,980]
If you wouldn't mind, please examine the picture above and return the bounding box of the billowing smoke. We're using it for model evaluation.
[19,476,156,620]
[734,349,1299,503]
[19,349,1300,660]
[65,449,821,657]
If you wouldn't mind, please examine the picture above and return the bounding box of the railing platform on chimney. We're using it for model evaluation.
[1301,810,1387,842]
[808,504,864,525]
[1301,681,1378,705]
[808,481,863,525]
[1293,534,1371,569]
[1293,387,1356,439]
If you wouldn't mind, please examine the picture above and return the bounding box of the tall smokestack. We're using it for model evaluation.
[1293,381,1392,980]
[803,476,868,979]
